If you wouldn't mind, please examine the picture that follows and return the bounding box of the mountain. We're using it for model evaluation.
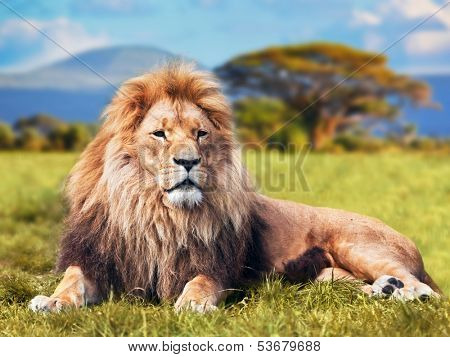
[0,45,179,90]
[0,45,194,122]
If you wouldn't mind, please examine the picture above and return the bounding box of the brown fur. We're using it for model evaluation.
[56,63,266,300]
[283,247,331,284]
[31,63,440,313]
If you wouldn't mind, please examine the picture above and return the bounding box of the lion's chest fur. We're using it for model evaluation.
[57,191,267,300]
[104,209,253,300]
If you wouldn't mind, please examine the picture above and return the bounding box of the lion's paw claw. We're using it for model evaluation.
[29,295,69,313]
[175,300,218,314]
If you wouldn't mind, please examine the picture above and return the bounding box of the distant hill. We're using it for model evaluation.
[0,45,181,90]
[0,45,195,122]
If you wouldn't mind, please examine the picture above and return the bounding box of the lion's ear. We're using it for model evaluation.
[197,94,232,130]
[102,78,153,134]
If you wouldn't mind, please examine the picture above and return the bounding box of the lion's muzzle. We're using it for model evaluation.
[161,165,206,208]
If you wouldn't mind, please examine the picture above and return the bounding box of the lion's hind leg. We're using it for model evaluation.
[29,266,99,312]
[315,267,373,295]
[333,248,439,300]
[331,226,441,301]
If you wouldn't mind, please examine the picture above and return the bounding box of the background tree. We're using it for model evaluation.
[48,125,69,150]
[0,122,15,149]
[15,113,67,136]
[217,42,433,149]
[12,113,95,151]
[18,127,47,151]
[63,124,91,150]
[234,97,307,147]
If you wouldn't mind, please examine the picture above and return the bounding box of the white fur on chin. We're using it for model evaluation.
[167,187,203,208]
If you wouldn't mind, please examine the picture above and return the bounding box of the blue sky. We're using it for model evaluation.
[0,0,449,73]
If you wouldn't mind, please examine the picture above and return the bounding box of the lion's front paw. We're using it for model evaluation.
[174,296,218,314]
[29,295,70,313]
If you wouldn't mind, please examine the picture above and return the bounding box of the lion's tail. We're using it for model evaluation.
[283,247,331,284]
[423,271,444,296]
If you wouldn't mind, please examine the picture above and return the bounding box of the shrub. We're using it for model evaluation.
[0,122,15,149]
[17,128,48,151]
[333,134,384,152]
[63,124,92,150]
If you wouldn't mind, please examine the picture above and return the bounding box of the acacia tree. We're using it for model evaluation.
[216,42,432,149]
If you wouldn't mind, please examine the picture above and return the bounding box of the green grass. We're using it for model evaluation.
[0,151,449,336]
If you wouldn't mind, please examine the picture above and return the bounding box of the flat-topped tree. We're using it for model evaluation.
[216,42,432,149]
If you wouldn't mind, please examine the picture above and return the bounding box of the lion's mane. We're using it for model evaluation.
[57,64,266,300]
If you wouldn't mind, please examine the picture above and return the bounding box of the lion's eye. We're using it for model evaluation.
[152,130,166,139]
[197,130,208,139]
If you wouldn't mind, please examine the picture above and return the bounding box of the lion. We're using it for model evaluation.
[30,63,441,313]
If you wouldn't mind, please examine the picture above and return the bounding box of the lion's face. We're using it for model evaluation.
[136,99,220,208]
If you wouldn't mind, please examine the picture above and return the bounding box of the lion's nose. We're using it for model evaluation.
[173,157,201,172]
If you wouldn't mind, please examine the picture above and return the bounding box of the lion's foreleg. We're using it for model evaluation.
[29,266,99,312]
[175,275,228,313]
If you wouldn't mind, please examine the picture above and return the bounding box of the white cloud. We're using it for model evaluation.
[355,0,450,28]
[385,0,450,56]
[352,10,381,26]
[0,18,39,44]
[363,32,384,51]
[405,30,450,55]
[380,0,450,28]
[351,1,450,56]
[0,17,109,72]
